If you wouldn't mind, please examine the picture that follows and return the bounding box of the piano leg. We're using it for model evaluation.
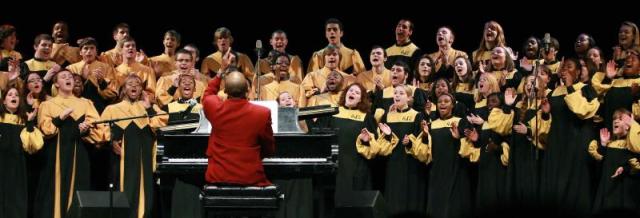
[272,178,313,218]
[157,175,176,218]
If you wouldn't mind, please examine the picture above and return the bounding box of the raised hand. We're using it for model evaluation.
[402,134,410,145]
[44,64,61,82]
[513,122,528,134]
[504,88,517,106]
[478,61,486,74]
[378,123,392,136]
[141,92,151,109]
[389,103,398,113]
[450,121,460,139]
[466,113,484,125]
[600,128,610,147]
[27,108,38,121]
[613,46,622,61]
[26,92,35,106]
[519,56,533,71]
[221,48,235,71]
[606,60,618,79]
[135,49,147,63]
[94,67,105,81]
[374,77,384,90]
[421,120,429,135]
[621,113,633,129]
[464,128,479,142]
[358,128,371,142]
[424,100,432,115]
[81,63,91,79]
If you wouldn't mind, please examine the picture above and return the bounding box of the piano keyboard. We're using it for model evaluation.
[165,157,328,164]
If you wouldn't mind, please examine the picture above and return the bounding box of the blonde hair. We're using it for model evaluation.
[474,73,500,103]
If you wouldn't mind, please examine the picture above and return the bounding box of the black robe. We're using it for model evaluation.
[508,102,550,206]
[378,108,428,215]
[426,117,472,218]
[591,140,636,213]
[0,115,42,218]
[330,107,378,203]
[539,83,599,216]
[101,100,168,218]
[34,96,104,218]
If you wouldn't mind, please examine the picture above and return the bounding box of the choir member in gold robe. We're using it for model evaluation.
[429,26,468,78]
[50,21,81,66]
[200,27,254,80]
[156,50,205,107]
[356,46,391,93]
[307,18,365,75]
[254,53,304,105]
[101,75,168,218]
[115,36,157,95]
[149,30,180,78]
[25,34,59,96]
[100,23,130,67]
[257,30,304,84]
[34,70,106,218]
[67,37,118,113]
[0,24,22,61]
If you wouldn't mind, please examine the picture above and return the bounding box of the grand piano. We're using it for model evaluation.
[155,103,339,217]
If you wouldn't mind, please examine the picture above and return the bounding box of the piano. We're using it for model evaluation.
[157,133,338,177]
[155,103,339,217]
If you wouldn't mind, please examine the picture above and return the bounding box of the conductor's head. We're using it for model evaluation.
[224,71,248,99]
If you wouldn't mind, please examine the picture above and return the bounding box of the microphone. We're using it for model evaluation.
[255,40,263,57]
[543,33,551,52]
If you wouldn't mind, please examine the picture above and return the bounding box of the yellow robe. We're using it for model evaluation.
[36,95,105,218]
[356,68,392,92]
[149,53,177,77]
[258,54,304,84]
[115,62,158,94]
[307,45,365,74]
[51,43,81,65]
[100,100,168,218]
[155,72,205,107]
[200,51,254,79]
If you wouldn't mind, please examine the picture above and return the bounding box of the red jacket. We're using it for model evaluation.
[203,76,276,186]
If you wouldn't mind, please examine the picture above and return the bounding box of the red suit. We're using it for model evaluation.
[203,76,275,186]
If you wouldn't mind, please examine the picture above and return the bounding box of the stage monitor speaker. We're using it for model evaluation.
[335,190,387,218]
[68,191,130,218]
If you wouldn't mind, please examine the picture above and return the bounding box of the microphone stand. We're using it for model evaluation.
[109,183,114,218]
[254,49,262,101]
[92,112,169,126]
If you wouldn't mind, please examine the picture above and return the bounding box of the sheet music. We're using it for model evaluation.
[194,100,279,134]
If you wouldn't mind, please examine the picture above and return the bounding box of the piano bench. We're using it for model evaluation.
[200,185,283,218]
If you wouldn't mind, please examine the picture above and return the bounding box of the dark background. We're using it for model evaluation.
[2,6,638,69]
